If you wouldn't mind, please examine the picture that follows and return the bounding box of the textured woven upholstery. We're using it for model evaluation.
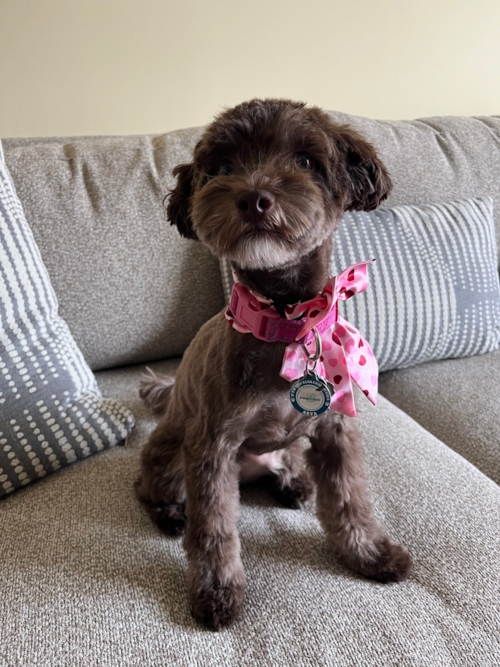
[0,359,498,666]
[327,113,500,258]
[2,131,225,371]
[379,349,500,484]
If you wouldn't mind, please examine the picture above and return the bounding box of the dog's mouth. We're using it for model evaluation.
[237,202,312,244]
[219,222,313,270]
[240,226,294,242]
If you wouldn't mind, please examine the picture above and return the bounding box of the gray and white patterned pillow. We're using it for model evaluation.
[219,197,500,373]
[333,198,500,371]
[0,142,135,497]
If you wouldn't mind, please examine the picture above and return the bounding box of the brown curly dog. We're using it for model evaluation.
[135,99,412,631]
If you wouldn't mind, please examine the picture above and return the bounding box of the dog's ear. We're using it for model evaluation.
[336,128,392,212]
[166,162,199,240]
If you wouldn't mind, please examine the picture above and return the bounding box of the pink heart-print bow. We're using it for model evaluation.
[280,260,378,417]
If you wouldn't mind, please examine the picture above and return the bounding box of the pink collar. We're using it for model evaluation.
[228,281,338,345]
[225,260,378,417]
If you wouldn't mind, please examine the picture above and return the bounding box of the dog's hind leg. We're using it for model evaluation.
[135,422,186,536]
[307,413,412,583]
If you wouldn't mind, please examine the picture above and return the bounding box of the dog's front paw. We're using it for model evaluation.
[341,536,413,583]
[263,471,314,509]
[190,578,246,631]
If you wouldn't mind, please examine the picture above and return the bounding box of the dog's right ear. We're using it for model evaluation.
[166,163,199,240]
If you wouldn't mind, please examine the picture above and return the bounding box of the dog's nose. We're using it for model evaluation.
[236,190,275,223]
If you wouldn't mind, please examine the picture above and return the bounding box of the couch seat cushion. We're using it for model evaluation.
[0,360,499,666]
[379,349,500,484]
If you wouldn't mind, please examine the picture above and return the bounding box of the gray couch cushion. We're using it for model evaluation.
[2,132,225,371]
[1,359,499,666]
[327,113,500,261]
[379,349,500,485]
[0,144,134,497]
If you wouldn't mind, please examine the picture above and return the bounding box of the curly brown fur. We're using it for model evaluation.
[136,99,410,630]
[139,367,175,415]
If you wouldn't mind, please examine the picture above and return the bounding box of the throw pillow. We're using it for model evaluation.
[219,197,500,373]
[0,142,135,497]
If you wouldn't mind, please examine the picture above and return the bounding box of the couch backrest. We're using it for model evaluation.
[328,113,500,250]
[3,113,500,371]
[2,130,225,371]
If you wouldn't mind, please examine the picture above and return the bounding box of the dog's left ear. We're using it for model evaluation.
[336,128,393,212]
[166,162,199,240]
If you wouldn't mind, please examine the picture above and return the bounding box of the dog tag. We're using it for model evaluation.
[290,371,332,417]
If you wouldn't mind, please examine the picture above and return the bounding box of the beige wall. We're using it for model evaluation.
[1,0,499,138]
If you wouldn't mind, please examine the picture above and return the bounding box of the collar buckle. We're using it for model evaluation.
[231,282,282,341]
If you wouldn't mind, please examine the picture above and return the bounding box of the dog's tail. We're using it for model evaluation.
[139,367,175,416]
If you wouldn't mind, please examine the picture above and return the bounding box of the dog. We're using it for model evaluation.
[135,98,412,631]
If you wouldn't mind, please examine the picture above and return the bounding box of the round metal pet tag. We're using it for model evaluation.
[290,372,332,417]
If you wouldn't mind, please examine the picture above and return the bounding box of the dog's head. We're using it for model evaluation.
[167,99,392,270]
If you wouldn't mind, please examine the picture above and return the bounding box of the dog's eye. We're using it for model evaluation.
[295,154,313,170]
[218,161,233,176]
[202,161,233,184]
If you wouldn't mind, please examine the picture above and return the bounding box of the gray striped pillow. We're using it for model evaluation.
[220,197,500,373]
[0,143,135,497]
[332,198,500,371]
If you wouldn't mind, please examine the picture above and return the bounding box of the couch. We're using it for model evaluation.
[1,112,500,667]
